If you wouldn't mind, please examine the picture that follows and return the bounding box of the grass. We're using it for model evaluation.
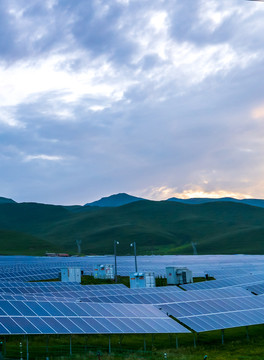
[3,325,264,359]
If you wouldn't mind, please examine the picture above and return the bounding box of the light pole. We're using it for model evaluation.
[130,242,138,272]
[114,240,119,283]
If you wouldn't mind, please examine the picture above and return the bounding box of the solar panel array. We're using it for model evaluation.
[1,254,264,336]
[81,287,252,305]
[181,274,264,291]
[1,254,264,281]
[177,309,264,333]
[0,300,189,335]
[158,294,264,318]
[157,293,264,333]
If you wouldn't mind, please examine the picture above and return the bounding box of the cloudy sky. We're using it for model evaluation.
[1,0,264,205]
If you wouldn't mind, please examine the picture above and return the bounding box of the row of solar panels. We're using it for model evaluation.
[156,291,264,333]
[0,287,253,306]
[0,294,76,303]
[182,274,264,291]
[80,288,252,305]
[0,285,253,304]
[158,294,264,318]
[0,300,189,335]
[178,309,264,333]
[0,282,126,290]
[0,284,127,294]
[0,283,178,293]
[0,300,166,318]
[1,255,264,282]
[0,316,189,335]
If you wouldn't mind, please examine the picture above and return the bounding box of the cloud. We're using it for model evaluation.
[140,186,253,201]
[251,104,264,120]
[1,0,264,204]
[24,154,63,162]
[0,109,24,128]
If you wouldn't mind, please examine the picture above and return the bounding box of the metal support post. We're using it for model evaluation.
[119,334,123,348]
[114,240,119,283]
[176,335,178,349]
[0,340,3,360]
[108,335,111,354]
[4,336,6,357]
[151,334,154,349]
[246,326,249,341]
[134,242,137,272]
[20,341,23,360]
[221,329,224,345]
[85,336,88,352]
[144,335,146,352]
[70,335,72,356]
[26,336,29,360]
[193,333,196,348]
[130,242,138,272]
[46,335,49,360]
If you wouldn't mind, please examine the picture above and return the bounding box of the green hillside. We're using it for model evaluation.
[0,229,58,255]
[0,200,264,255]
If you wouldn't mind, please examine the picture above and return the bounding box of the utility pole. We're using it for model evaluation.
[130,242,138,272]
[191,242,198,255]
[76,239,82,255]
[114,240,119,283]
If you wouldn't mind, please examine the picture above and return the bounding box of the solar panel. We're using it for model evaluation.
[1,254,264,282]
[0,299,189,335]
[81,287,252,305]
[158,294,264,319]
[178,308,264,332]
[181,274,264,291]
[245,282,264,295]
[2,254,264,337]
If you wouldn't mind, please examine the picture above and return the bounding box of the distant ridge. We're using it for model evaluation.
[167,197,264,208]
[0,197,16,204]
[85,193,144,207]
[2,197,264,255]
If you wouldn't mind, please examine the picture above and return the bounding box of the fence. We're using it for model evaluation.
[2,343,155,360]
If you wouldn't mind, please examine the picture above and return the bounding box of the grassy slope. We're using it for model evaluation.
[0,229,59,255]
[0,200,264,255]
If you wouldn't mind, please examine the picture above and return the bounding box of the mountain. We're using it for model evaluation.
[86,194,264,209]
[167,197,264,208]
[1,199,264,255]
[0,197,16,204]
[85,193,144,207]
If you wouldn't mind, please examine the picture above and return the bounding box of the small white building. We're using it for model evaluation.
[93,264,115,279]
[166,267,193,285]
[61,268,81,283]
[130,272,156,288]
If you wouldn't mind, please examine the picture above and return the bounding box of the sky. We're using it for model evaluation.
[1,0,264,205]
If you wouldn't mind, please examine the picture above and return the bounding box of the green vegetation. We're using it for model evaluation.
[193,277,215,283]
[1,200,264,255]
[81,275,130,287]
[0,229,58,255]
[2,324,264,359]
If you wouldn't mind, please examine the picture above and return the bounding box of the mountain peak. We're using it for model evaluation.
[0,196,16,204]
[85,193,144,207]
